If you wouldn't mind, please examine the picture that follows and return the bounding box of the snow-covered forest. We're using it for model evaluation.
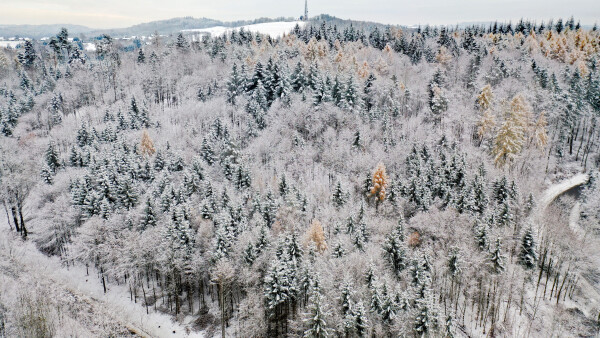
[1,17,600,337]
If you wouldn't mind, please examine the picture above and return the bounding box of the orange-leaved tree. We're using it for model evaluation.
[306,219,327,253]
[370,162,388,208]
[492,95,531,166]
[140,130,156,157]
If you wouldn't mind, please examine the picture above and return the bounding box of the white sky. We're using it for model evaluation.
[1,0,598,28]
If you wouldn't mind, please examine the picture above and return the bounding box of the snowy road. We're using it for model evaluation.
[530,172,600,317]
[0,229,203,337]
[530,173,589,237]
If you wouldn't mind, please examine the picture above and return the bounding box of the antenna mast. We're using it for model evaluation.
[304,0,308,21]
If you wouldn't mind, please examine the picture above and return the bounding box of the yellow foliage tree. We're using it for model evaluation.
[532,111,548,149]
[306,219,327,253]
[509,94,533,127]
[492,95,531,166]
[140,130,156,157]
[383,44,393,58]
[478,109,496,140]
[493,113,524,166]
[358,61,369,78]
[304,37,319,61]
[435,46,452,65]
[477,85,494,111]
[334,50,344,63]
[370,162,388,202]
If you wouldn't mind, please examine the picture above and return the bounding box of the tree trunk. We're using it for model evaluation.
[219,281,226,338]
[101,267,107,294]
[18,205,26,239]
[142,283,149,314]
[3,201,13,231]
[11,206,20,232]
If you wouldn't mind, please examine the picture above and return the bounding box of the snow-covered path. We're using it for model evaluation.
[568,201,583,239]
[0,229,203,337]
[530,173,589,237]
[529,172,600,317]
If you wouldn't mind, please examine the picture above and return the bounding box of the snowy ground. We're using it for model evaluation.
[568,201,583,239]
[181,21,306,38]
[0,223,204,337]
[83,42,97,52]
[0,40,24,49]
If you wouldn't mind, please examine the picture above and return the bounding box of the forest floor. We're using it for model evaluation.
[0,224,205,337]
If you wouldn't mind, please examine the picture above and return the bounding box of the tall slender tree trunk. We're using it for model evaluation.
[3,201,13,231]
[11,206,20,232]
[18,205,26,239]
[219,281,225,338]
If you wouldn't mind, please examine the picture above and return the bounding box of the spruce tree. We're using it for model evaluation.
[353,301,368,337]
[18,40,37,69]
[475,221,489,250]
[175,33,190,50]
[518,227,537,269]
[303,288,330,338]
[489,237,506,274]
[40,164,54,184]
[352,130,362,149]
[279,174,289,196]
[332,181,346,209]
[331,241,345,258]
[383,224,407,277]
[363,73,376,111]
[226,63,243,105]
[201,138,215,165]
[447,247,462,278]
[45,140,61,173]
[140,197,157,229]
[137,49,145,63]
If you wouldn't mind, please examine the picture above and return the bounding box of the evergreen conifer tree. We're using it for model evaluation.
[332,181,346,209]
[518,227,537,269]
[137,49,145,63]
[45,140,61,173]
[140,197,157,229]
[303,288,330,338]
[489,237,506,273]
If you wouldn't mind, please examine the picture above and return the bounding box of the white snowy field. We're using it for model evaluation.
[0,221,204,337]
[83,42,97,52]
[181,20,306,38]
[0,40,24,49]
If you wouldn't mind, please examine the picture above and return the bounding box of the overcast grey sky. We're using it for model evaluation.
[1,0,599,28]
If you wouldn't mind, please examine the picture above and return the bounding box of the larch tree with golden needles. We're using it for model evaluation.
[477,85,494,111]
[140,130,156,157]
[478,110,496,141]
[492,95,530,166]
[532,111,549,149]
[435,46,452,66]
[370,162,388,209]
[477,85,496,141]
[306,219,327,253]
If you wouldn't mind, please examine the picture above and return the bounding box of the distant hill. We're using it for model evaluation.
[0,24,92,39]
[309,14,404,31]
[0,17,298,39]
[0,15,399,40]
[87,16,301,38]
